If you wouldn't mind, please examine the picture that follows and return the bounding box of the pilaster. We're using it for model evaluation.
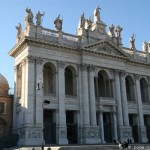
[57,61,68,144]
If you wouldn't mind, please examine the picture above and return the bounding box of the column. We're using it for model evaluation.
[89,65,97,126]
[135,75,148,143]
[114,70,124,141]
[58,61,68,144]
[81,64,90,126]
[100,111,105,143]
[114,70,123,126]
[120,71,129,126]
[112,106,118,141]
[12,66,17,132]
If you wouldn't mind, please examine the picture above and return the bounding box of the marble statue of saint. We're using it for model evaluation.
[86,16,92,29]
[108,24,115,37]
[142,41,148,51]
[94,6,101,23]
[36,11,44,26]
[25,7,34,25]
[54,15,63,31]
[130,34,136,49]
[80,13,85,28]
[115,25,123,38]
[16,23,22,39]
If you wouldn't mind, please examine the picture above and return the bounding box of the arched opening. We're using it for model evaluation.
[0,117,6,138]
[125,76,135,101]
[43,63,56,96]
[96,70,113,98]
[65,66,77,97]
[140,78,149,102]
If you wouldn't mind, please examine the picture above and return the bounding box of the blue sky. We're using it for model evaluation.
[0,0,150,89]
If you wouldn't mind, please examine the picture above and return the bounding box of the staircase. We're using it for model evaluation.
[3,144,120,150]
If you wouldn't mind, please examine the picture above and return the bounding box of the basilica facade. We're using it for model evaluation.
[9,7,150,146]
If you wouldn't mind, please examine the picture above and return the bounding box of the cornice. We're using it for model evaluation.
[8,36,150,67]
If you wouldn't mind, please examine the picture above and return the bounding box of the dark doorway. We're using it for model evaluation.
[144,115,150,141]
[103,112,112,142]
[66,111,78,144]
[129,114,139,143]
[43,109,56,144]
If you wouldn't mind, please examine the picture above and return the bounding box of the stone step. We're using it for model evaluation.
[3,144,119,150]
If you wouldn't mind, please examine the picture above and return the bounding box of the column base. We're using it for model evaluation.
[82,126,101,144]
[139,126,148,143]
[118,126,133,143]
[58,126,68,144]
[17,127,42,146]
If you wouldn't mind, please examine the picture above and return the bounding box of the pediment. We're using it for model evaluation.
[83,39,129,58]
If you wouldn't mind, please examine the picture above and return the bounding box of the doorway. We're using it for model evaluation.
[103,112,112,142]
[43,109,56,144]
[66,111,78,144]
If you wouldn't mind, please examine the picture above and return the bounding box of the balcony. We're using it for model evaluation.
[96,97,115,106]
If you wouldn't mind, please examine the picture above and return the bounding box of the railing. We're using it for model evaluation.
[43,92,56,97]
[66,95,77,99]
[42,29,58,38]
[96,97,115,105]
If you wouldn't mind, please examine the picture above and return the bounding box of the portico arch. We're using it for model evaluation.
[97,70,113,98]
[65,66,77,96]
[43,62,56,96]
[140,78,149,102]
[125,75,135,101]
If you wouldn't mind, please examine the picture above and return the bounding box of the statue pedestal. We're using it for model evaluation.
[82,126,101,144]
[118,126,133,142]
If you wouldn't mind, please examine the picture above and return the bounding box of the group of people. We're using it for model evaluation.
[112,138,132,149]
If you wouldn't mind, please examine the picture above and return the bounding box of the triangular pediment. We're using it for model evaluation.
[82,39,129,58]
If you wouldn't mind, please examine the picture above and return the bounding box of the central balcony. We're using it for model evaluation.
[96,97,115,106]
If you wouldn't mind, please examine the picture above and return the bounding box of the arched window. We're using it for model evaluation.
[125,76,135,101]
[43,63,56,96]
[140,78,149,102]
[65,66,77,97]
[97,70,113,98]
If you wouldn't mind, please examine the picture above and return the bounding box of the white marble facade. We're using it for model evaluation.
[9,7,150,146]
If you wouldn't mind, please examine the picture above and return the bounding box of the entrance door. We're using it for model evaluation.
[144,115,150,141]
[103,112,112,143]
[66,111,78,144]
[129,114,139,143]
[43,110,56,144]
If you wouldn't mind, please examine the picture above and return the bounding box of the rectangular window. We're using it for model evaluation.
[0,102,5,114]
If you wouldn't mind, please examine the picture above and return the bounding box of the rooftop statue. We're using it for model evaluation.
[86,16,92,29]
[142,41,148,51]
[108,24,115,37]
[130,34,136,49]
[54,15,63,31]
[115,25,123,38]
[79,13,85,28]
[16,23,22,40]
[94,6,101,23]
[36,11,45,26]
[25,7,34,26]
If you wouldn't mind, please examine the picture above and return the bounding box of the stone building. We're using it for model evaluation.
[0,73,13,138]
[9,7,150,146]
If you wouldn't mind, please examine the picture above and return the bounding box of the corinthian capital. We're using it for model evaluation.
[89,65,95,72]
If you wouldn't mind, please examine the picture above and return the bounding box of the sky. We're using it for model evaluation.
[0,0,150,89]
